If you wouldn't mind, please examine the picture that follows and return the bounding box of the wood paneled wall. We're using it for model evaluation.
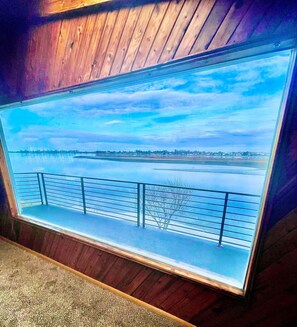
[1,0,297,325]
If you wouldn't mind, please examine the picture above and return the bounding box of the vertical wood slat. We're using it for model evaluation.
[158,0,201,63]
[43,20,63,92]
[251,0,291,38]
[120,3,155,74]
[109,5,142,76]
[35,23,54,94]
[23,26,43,96]
[274,2,297,35]
[63,16,90,87]
[144,0,185,67]
[227,0,273,45]
[85,248,118,280]
[51,19,73,90]
[71,13,98,85]
[133,273,176,304]
[79,12,108,84]
[89,9,119,80]
[131,1,170,70]
[190,0,235,54]
[74,245,97,272]
[58,15,88,89]
[174,0,216,59]
[99,7,130,78]
[117,265,153,294]
[208,0,254,50]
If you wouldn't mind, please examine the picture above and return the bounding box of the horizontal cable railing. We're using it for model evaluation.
[14,172,261,248]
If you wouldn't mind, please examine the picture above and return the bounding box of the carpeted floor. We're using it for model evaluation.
[0,238,183,327]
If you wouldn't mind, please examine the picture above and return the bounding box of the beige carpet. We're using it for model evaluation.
[0,238,183,327]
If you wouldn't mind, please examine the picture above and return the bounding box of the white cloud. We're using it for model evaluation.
[104,120,123,125]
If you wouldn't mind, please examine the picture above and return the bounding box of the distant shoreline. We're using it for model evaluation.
[74,155,268,168]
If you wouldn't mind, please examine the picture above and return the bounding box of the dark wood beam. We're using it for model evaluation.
[39,0,114,17]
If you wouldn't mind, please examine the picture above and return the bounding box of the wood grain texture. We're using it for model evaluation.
[158,0,200,63]
[2,0,297,98]
[1,0,297,325]
[109,5,142,76]
[120,2,155,74]
[189,0,234,54]
[208,0,253,50]
[132,1,170,70]
[144,0,185,67]
[39,0,113,17]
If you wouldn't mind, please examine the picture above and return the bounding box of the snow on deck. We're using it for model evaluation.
[22,204,250,288]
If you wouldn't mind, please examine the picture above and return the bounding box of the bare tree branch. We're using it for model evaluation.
[145,179,192,230]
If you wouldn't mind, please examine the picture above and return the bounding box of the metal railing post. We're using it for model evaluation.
[137,183,140,226]
[142,184,146,228]
[81,177,86,214]
[40,173,48,205]
[37,173,44,205]
[218,192,229,247]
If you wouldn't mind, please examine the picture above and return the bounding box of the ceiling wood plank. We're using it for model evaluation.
[79,12,108,84]
[132,2,170,71]
[227,0,273,45]
[144,0,185,67]
[251,0,291,38]
[89,9,119,80]
[62,16,89,88]
[23,25,46,95]
[72,13,99,84]
[110,6,142,76]
[43,20,63,92]
[190,0,235,54]
[274,2,297,36]
[174,0,216,59]
[50,19,73,90]
[36,22,58,93]
[158,0,201,64]
[55,16,88,89]
[99,7,130,78]
[208,0,253,50]
[120,3,155,74]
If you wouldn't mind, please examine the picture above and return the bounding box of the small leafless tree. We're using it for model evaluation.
[145,179,192,230]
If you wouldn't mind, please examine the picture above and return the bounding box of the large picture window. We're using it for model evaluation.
[0,48,294,293]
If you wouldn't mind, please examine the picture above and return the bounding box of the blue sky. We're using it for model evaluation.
[0,50,292,152]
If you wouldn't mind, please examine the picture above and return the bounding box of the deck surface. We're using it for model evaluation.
[22,205,250,287]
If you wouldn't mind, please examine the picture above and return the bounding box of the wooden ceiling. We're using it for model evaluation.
[1,0,297,99]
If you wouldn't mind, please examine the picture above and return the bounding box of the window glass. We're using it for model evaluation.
[0,49,292,290]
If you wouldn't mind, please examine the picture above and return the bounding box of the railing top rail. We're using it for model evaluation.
[15,172,38,175]
[14,171,261,198]
[15,171,139,185]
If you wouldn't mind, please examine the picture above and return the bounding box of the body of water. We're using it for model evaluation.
[9,153,267,195]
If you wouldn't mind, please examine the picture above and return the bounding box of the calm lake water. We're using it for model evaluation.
[9,153,267,195]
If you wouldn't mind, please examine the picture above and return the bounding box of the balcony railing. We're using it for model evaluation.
[14,172,261,249]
